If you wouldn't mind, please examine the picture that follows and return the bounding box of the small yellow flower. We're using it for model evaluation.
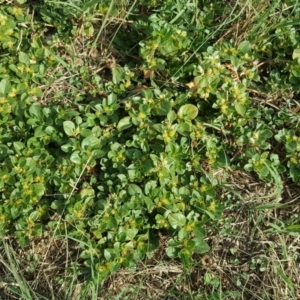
[0,97,7,104]
[138,112,146,119]
[2,174,9,183]
[206,69,213,76]
[27,218,35,228]
[25,67,33,74]
[8,88,17,98]
[37,206,46,217]
[17,65,24,73]
[14,166,24,174]
[236,95,247,104]
[24,189,33,196]
[195,130,203,139]
[12,7,23,17]
[208,201,216,212]
[246,70,255,80]
[5,29,13,36]
[169,129,176,138]
[30,196,38,205]
[200,184,210,192]
[6,41,15,49]
[0,14,7,26]
[0,214,6,223]
[162,131,171,143]
[243,53,250,60]
[221,103,229,114]
[148,59,156,68]
[185,222,195,231]
[15,199,22,206]
[74,210,84,219]
[161,197,169,205]
[158,171,164,178]
[290,156,298,164]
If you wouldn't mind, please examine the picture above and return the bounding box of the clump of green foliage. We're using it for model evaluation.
[0,0,300,284]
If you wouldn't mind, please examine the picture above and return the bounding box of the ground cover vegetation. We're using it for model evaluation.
[0,0,299,299]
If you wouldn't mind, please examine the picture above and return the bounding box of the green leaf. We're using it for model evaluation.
[235,102,246,116]
[179,248,191,267]
[166,246,177,258]
[231,56,242,68]
[285,224,300,232]
[33,183,45,197]
[51,199,64,210]
[25,158,36,174]
[104,249,112,261]
[238,40,250,54]
[193,238,210,254]
[17,234,29,247]
[289,165,300,182]
[93,149,106,158]
[126,228,138,240]
[153,124,164,132]
[145,180,157,195]
[160,42,177,56]
[13,142,25,155]
[257,165,269,179]
[107,93,117,105]
[156,100,172,116]
[70,151,82,164]
[259,129,273,140]
[81,136,100,149]
[292,48,300,60]
[0,145,9,160]
[218,149,229,167]
[277,268,294,291]
[117,116,132,131]
[29,104,42,118]
[244,163,253,172]
[178,104,198,120]
[80,187,95,199]
[126,148,142,160]
[193,225,206,239]
[167,110,177,123]
[177,122,192,136]
[29,211,39,221]
[19,51,30,65]
[141,89,153,99]
[63,121,76,136]
[79,129,92,137]
[128,184,143,196]
[84,0,102,10]
[0,78,11,95]
[141,159,153,173]
[106,217,118,230]
[178,228,189,239]
[168,213,186,229]
[286,141,297,153]
[112,65,125,84]
[11,206,21,219]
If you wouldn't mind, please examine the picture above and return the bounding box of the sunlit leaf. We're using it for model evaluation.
[178,104,198,120]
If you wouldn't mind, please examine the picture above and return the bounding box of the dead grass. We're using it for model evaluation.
[0,234,81,300]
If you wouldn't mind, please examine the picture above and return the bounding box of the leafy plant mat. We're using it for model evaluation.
[0,0,300,299]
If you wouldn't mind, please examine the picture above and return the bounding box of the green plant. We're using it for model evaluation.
[1,1,300,299]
